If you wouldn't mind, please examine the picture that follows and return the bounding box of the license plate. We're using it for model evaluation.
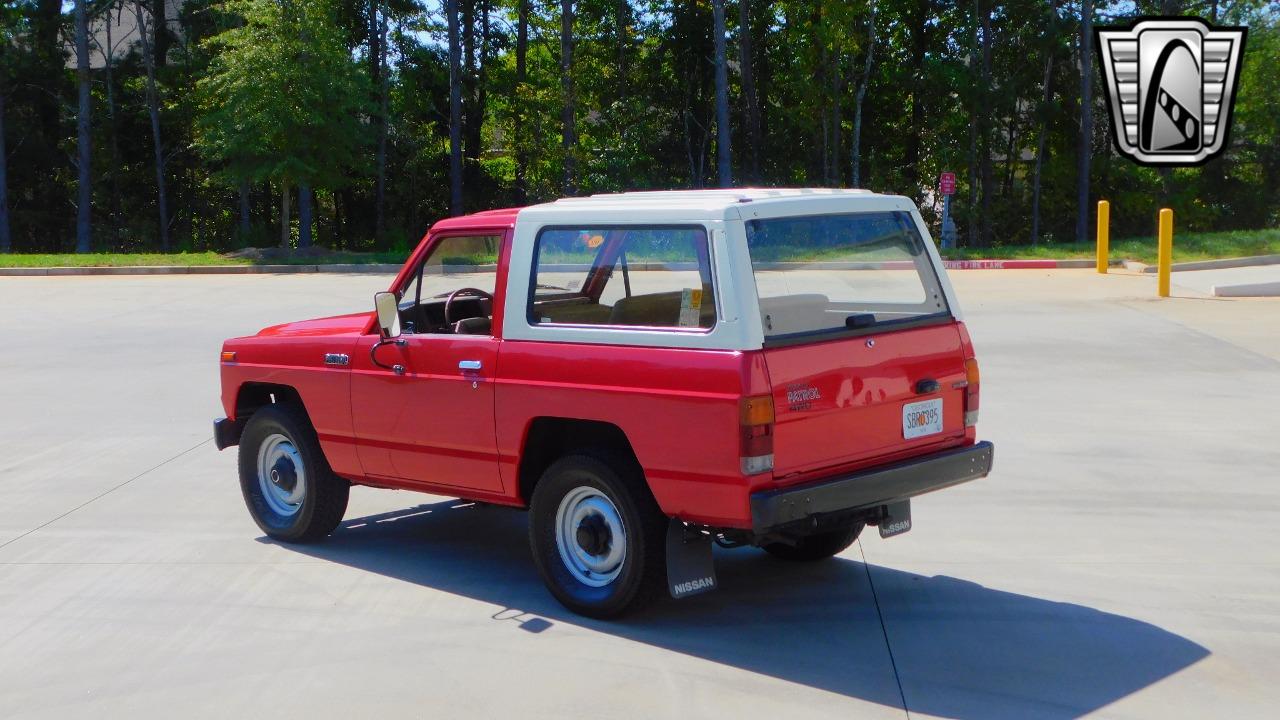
[902,398,943,439]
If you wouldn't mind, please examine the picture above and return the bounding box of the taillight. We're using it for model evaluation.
[740,394,774,475]
[963,358,980,427]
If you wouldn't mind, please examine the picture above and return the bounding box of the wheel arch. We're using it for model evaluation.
[517,417,643,506]
[235,382,310,424]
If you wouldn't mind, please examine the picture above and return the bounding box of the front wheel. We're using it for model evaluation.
[762,522,864,562]
[528,454,667,618]
[238,403,349,543]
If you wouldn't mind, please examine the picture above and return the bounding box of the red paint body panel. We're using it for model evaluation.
[762,321,970,483]
[257,312,372,338]
[350,333,504,494]
[494,341,762,527]
[220,324,363,479]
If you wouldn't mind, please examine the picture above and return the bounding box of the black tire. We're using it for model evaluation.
[238,403,349,543]
[528,453,667,619]
[762,522,864,562]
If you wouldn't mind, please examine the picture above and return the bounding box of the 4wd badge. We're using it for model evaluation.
[1096,17,1246,166]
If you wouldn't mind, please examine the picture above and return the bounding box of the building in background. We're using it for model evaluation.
[66,1,185,69]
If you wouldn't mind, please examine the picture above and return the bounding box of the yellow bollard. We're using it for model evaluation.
[1158,208,1173,297]
[1096,200,1110,273]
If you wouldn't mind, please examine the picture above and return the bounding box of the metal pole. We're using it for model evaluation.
[941,195,957,249]
[1158,208,1173,297]
[1096,200,1110,273]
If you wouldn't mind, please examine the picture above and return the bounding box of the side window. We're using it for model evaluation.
[401,235,500,304]
[398,235,501,335]
[529,226,716,330]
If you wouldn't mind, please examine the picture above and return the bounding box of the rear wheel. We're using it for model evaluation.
[238,403,349,542]
[762,522,864,562]
[529,453,667,618]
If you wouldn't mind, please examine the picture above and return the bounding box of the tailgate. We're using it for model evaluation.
[763,321,969,480]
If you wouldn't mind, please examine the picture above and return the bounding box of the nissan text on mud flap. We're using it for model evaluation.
[213,189,994,619]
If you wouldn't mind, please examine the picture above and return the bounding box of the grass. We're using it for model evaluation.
[0,250,411,268]
[942,228,1280,264]
[2,228,1275,268]
[0,251,243,267]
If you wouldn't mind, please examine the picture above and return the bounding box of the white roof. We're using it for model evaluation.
[517,187,910,224]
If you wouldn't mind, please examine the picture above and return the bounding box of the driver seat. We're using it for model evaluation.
[452,317,492,335]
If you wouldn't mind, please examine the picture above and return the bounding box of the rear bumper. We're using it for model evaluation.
[213,417,243,451]
[750,441,994,533]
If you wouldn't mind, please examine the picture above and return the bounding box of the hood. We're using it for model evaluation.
[257,311,373,338]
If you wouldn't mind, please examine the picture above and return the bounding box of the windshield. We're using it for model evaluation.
[745,211,950,341]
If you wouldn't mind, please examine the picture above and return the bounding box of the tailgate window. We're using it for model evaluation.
[746,211,950,343]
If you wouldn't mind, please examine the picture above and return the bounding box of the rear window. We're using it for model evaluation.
[745,211,950,341]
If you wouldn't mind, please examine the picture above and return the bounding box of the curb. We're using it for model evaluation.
[1136,254,1280,274]
[1212,280,1280,298]
[1,258,1104,276]
[939,258,1100,269]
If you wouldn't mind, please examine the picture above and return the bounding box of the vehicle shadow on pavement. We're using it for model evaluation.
[276,500,1209,720]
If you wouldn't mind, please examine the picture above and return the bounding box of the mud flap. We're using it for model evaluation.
[879,500,912,538]
[666,520,717,599]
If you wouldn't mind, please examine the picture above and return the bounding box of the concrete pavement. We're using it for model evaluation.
[0,270,1277,719]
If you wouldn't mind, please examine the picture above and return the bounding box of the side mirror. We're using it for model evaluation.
[374,291,401,338]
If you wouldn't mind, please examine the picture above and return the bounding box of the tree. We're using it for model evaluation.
[1076,0,1093,243]
[901,0,940,200]
[966,1,979,243]
[1030,3,1059,245]
[238,181,251,238]
[74,0,92,253]
[560,0,576,195]
[369,0,388,242]
[99,0,127,246]
[150,0,172,66]
[448,0,463,214]
[738,0,762,183]
[27,0,65,245]
[196,0,369,248]
[134,1,171,250]
[0,88,8,252]
[514,0,529,203]
[976,0,993,246]
[0,1,20,253]
[712,0,730,187]
[850,1,875,188]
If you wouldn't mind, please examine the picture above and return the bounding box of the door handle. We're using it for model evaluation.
[458,360,482,372]
[915,378,940,395]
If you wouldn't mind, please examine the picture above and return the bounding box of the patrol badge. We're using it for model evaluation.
[1096,17,1247,166]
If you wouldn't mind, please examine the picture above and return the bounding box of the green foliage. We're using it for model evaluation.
[194,0,371,189]
[940,227,1280,264]
[0,249,413,267]
[7,226,1274,266]
[0,0,1278,255]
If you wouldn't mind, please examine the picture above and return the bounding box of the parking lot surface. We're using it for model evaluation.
[1,270,1277,719]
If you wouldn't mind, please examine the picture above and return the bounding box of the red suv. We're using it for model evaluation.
[215,189,993,617]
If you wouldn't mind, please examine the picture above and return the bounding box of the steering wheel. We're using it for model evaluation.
[444,287,494,325]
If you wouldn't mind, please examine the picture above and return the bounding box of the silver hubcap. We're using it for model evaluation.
[257,433,306,517]
[555,487,627,587]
